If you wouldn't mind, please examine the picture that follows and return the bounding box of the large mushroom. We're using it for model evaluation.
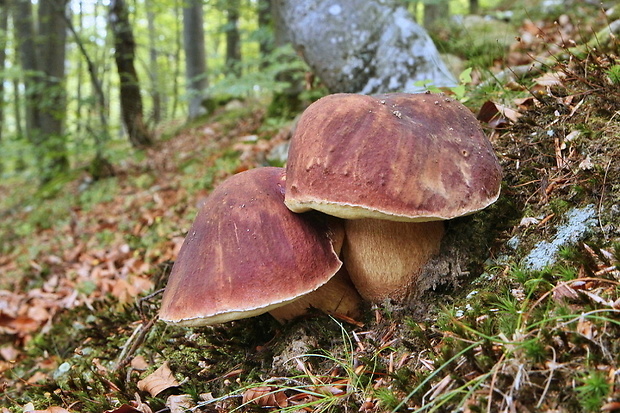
[284,93,502,302]
[159,167,361,326]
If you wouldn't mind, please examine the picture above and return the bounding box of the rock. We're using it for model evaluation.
[275,0,457,93]
[522,205,598,271]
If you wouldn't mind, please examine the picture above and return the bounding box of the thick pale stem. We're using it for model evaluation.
[343,219,444,302]
[269,267,362,323]
[269,215,362,322]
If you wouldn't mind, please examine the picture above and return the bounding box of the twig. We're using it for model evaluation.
[537,346,558,409]
[115,316,158,369]
[598,159,612,239]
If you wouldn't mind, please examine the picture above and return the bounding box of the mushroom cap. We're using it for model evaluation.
[159,167,343,326]
[284,93,502,221]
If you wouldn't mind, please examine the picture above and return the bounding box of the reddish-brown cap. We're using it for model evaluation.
[284,93,502,221]
[159,167,343,326]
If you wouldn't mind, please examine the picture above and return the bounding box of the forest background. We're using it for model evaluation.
[1,0,620,412]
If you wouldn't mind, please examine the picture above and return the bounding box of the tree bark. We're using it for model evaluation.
[169,0,182,119]
[266,0,305,119]
[0,2,7,143]
[146,2,162,124]
[183,0,208,120]
[257,0,273,64]
[109,0,152,148]
[13,0,70,183]
[63,0,114,177]
[13,0,40,135]
[38,0,69,164]
[424,0,449,28]
[470,0,479,14]
[225,0,241,77]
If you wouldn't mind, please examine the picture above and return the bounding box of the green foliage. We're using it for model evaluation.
[416,68,473,102]
[206,45,310,101]
[575,370,611,412]
[78,178,120,209]
[606,65,620,85]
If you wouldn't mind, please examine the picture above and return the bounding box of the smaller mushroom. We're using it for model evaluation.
[159,167,361,326]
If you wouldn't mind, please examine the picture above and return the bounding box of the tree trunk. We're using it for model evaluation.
[225,0,241,77]
[183,0,208,120]
[257,0,273,65]
[13,0,40,135]
[109,0,152,148]
[38,0,70,174]
[424,0,449,28]
[0,2,7,143]
[14,0,70,183]
[470,0,479,14]
[146,2,162,124]
[64,0,114,177]
[169,0,182,119]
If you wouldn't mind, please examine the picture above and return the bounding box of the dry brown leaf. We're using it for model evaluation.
[0,344,19,361]
[24,406,72,413]
[552,283,580,302]
[576,317,594,339]
[26,371,49,384]
[131,355,149,371]
[477,100,520,129]
[534,71,566,86]
[137,361,180,397]
[601,401,620,411]
[242,386,288,408]
[166,394,194,413]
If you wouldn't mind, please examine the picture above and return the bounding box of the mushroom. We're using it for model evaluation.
[284,93,502,302]
[159,167,361,326]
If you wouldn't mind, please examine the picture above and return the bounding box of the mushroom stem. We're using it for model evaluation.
[342,219,444,302]
[268,267,362,322]
[268,214,362,322]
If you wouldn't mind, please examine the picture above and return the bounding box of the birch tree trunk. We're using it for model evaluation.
[183,0,208,120]
[109,0,152,148]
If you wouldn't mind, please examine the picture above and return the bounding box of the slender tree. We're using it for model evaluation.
[64,0,114,178]
[38,0,69,156]
[225,0,241,77]
[13,0,69,183]
[109,0,152,148]
[146,2,162,124]
[470,0,479,14]
[183,0,208,120]
[13,0,38,134]
[267,0,304,118]
[0,0,8,143]
[170,0,182,119]
[424,0,449,28]
[257,0,273,66]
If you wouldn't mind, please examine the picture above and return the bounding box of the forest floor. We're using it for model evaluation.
[1,3,620,413]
